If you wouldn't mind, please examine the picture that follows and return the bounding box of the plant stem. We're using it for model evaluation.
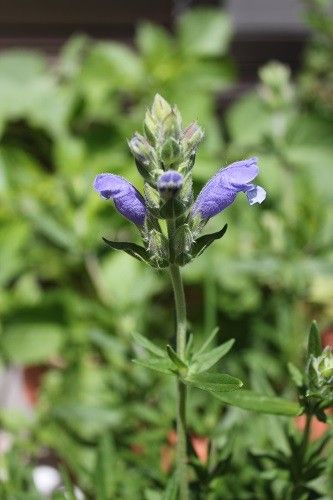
[299,413,312,463]
[168,219,189,500]
[289,413,312,499]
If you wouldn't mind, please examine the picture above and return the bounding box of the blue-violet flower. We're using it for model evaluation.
[157,170,184,194]
[192,157,266,220]
[94,173,147,225]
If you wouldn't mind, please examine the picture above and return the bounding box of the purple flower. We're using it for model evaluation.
[192,157,266,220]
[94,173,147,225]
[157,170,184,193]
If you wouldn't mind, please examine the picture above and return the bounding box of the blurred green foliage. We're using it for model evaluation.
[0,5,332,499]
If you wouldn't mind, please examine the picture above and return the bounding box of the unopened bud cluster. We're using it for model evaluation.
[259,61,294,110]
[94,94,266,269]
[308,347,333,391]
[128,94,204,266]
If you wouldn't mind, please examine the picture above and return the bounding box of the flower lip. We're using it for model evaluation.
[93,173,147,225]
[157,170,184,192]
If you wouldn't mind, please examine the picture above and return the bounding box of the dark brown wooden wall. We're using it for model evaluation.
[0,0,307,82]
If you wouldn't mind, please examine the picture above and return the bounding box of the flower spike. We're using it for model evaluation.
[94,173,147,225]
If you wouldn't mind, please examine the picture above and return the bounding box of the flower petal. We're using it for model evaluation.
[245,184,266,205]
[94,173,146,225]
[192,158,263,219]
[157,171,184,192]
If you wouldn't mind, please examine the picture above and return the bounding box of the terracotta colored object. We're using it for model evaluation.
[321,325,333,348]
[295,414,330,441]
[161,429,209,473]
[23,365,49,406]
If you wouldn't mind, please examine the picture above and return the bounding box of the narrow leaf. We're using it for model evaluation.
[166,345,187,369]
[102,237,150,264]
[163,470,178,500]
[308,320,321,358]
[288,362,304,387]
[196,327,219,355]
[190,339,235,374]
[60,466,76,500]
[211,389,303,416]
[192,223,228,259]
[132,331,165,358]
[185,372,242,393]
[132,358,174,375]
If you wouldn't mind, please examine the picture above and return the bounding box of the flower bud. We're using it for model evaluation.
[157,171,184,199]
[162,108,182,140]
[308,347,333,389]
[318,347,333,379]
[143,109,158,145]
[174,224,194,266]
[182,122,204,154]
[147,229,168,266]
[128,133,159,179]
[161,137,181,167]
[151,94,172,123]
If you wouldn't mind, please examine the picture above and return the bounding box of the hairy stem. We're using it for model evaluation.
[168,219,189,500]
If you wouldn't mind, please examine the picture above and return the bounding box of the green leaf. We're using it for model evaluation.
[211,389,303,416]
[163,470,178,500]
[102,237,150,264]
[184,372,242,393]
[178,8,232,57]
[190,339,235,374]
[196,327,219,355]
[288,362,304,387]
[1,323,64,364]
[166,345,188,369]
[133,358,174,375]
[308,320,321,358]
[192,224,228,259]
[132,332,165,358]
[60,466,76,500]
[95,434,117,500]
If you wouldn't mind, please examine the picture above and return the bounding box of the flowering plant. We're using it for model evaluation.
[94,95,307,498]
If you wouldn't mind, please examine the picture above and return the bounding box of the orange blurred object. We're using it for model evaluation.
[161,429,209,473]
[295,414,330,441]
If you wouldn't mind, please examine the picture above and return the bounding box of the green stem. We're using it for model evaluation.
[299,413,312,463]
[168,220,189,500]
[289,413,312,499]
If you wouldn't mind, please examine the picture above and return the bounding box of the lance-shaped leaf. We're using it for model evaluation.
[189,339,235,374]
[102,238,150,264]
[287,362,303,387]
[166,344,188,370]
[307,320,321,358]
[192,223,228,259]
[184,372,242,393]
[132,357,175,375]
[211,389,303,416]
[132,332,166,358]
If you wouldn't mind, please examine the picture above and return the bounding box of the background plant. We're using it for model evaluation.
[0,4,332,499]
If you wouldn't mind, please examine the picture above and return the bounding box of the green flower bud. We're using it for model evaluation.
[128,133,159,179]
[174,224,194,266]
[144,182,161,216]
[147,229,168,266]
[162,108,182,140]
[308,347,333,390]
[161,137,181,167]
[259,61,294,109]
[318,347,333,379]
[151,94,172,123]
[182,122,204,154]
[143,109,158,145]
